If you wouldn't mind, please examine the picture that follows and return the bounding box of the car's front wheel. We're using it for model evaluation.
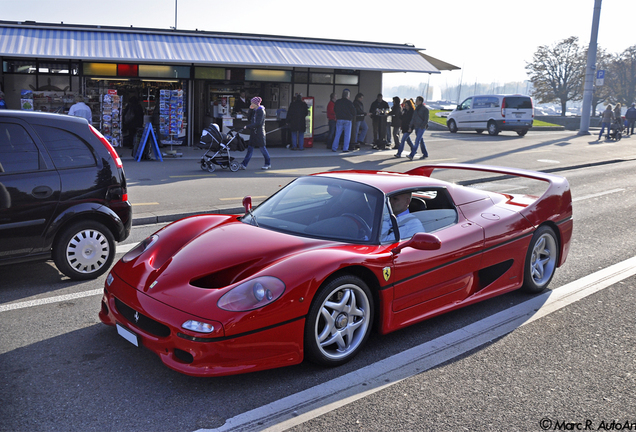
[447,119,458,133]
[304,275,374,367]
[53,221,116,280]
[522,225,559,293]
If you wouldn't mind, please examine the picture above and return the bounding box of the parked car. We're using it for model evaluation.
[100,164,572,377]
[446,94,534,136]
[0,110,132,280]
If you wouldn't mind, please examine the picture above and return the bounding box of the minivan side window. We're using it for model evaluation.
[459,98,472,110]
[473,97,500,109]
[32,125,96,169]
[0,123,40,173]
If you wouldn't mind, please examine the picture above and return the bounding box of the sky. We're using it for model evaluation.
[2,0,634,92]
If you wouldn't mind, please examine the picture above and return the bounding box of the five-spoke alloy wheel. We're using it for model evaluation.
[522,225,559,293]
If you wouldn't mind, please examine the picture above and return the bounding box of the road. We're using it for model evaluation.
[1,130,636,431]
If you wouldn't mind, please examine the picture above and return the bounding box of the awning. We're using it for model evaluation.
[0,24,442,74]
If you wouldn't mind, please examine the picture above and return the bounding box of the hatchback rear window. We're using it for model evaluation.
[504,97,533,109]
[32,125,96,169]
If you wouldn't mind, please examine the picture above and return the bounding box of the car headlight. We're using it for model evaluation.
[122,234,158,263]
[182,320,215,333]
[217,276,285,311]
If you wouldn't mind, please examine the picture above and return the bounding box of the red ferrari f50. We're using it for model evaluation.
[99,164,573,376]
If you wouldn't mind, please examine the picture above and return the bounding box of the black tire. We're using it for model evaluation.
[522,225,559,293]
[517,129,528,137]
[487,121,499,136]
[475,129,484,134]
[447,119,458,133]
[304,275,374,367]
[53,221,116,280]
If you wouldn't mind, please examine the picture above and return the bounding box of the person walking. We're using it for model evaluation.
[326,93,337,147]
[394,99,414,158]
[598,104,614,140]
[353,93,368,148]
[388,96,402,149]
[331,89,356,152]
[407,96,430,160]
[68,95,92,123]
[286,94,308,151]
[369,93,389,148]
[625,103,636,136]
[240,96,271,170]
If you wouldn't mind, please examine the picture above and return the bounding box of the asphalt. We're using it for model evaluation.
[119,127,633,227]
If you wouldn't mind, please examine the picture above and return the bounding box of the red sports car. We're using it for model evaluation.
[99,164,573,377]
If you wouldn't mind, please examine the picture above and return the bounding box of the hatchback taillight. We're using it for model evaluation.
[89,124,123,169]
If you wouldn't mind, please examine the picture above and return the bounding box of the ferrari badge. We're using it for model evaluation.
[383,267,391,282]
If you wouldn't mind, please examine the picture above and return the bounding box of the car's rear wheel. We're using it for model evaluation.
[517,129,528,136]
[447,119,458,133]
[522,225,558,293]
[305,275,374,367]
[53,221,116,280]
[487,121,499,136]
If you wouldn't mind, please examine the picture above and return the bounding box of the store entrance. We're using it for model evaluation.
[85,79,187,148]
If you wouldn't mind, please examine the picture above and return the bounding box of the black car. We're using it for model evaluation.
[0,110,132,280]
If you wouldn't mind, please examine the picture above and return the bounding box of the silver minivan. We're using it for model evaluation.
[446,94,534,136]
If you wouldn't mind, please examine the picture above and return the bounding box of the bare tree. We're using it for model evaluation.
[526,36,586,116]
[607,46,636,106]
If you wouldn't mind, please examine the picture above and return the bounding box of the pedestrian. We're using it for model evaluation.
[369,93,389,148]
[287,94,308,150]
[233,90,251,114]
[598,104,614,140]
[326,93,337,147]
[388,96,402,149]
[67,95,92,123]
[240,96,271,170]
[353,93,368,147]
[331,89,356,153]
[614,103,623,132]
[407,96,430,160]
[625,103,636,136]
[394,99,415,158]
[0,91,7,109]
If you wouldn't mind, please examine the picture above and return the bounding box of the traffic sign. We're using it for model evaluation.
[596,69,605,86]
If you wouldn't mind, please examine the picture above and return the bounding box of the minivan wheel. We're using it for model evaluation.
[487,121,499,136]
[53,221,116,280]
[447,119,458,133]
[517,129,528,137]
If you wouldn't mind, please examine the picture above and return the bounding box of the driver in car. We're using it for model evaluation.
[381,192,424,242]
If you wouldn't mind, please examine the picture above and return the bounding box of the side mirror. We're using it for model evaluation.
[242,196,252,214]
[392,232,441,255]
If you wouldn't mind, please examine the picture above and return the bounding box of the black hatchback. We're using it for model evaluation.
[0,110,132,280]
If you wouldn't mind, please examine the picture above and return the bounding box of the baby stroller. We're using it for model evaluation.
[607,118,623,141]
[198,124,246,172]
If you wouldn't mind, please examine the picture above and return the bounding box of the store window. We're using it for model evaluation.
[293,72,308,84]
[38,62,72,74]
[194,67,225,80]
[335,74,359,85]
[3,60,36,74]
[311,73,333,84]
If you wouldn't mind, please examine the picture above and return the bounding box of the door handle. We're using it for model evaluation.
[32,185,53,199]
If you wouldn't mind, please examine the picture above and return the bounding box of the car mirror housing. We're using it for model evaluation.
[242,196,252,214]
[392,232,441,254]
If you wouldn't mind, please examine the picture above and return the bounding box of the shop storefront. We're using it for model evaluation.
[1,21,455,147]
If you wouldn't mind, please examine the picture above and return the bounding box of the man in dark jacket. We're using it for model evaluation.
[625,103,636,136]
[407,96,430,160]
[331,89,357,152]
[369,93,390,148]
[287,94,308,150]
[353,93,368,147]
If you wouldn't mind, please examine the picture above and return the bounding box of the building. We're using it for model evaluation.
[0,20,458,146]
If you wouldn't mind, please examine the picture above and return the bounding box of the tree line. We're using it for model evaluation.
[526,36,635,116]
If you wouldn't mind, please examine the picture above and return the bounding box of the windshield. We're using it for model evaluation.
[242,176,383,243]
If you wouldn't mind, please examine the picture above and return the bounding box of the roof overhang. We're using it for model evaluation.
[0,21,443,74]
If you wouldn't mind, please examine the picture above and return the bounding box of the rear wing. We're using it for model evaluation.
[406,163,572,228]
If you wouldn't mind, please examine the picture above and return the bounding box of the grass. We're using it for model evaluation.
[428,109,561,128]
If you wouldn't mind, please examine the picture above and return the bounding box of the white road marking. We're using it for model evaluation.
[198,255,636,432]
[0,289,103,313]
[573,188,624,202]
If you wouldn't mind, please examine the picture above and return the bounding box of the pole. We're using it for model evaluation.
[174,0,178,30]
[578,0,602,135]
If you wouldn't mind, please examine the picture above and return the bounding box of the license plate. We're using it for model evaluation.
[515,114,522,118]
[116,323,139,347]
